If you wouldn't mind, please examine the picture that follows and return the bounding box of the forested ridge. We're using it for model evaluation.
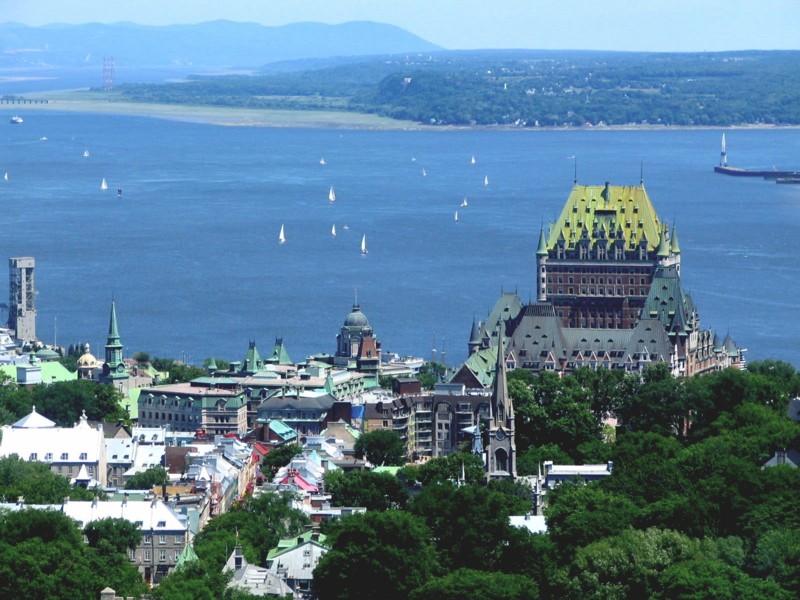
[116,50,800,127]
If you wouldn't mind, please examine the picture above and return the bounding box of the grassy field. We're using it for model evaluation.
[2,90,424,130]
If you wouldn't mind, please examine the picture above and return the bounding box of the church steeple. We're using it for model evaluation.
[486,323,516,480]
[103,300,126,381]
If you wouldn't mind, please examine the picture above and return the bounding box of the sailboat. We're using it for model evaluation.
[83,150,90,158]
[3,172,7,182]
[461,196,468,207]
[471,155,476,165]
[484,175,489,186]
[454,210,459,222]
[328,186,336,203]
[331,224,336,237]
[361,234,368,255]
[100,178,108,190]
[320,158,326,165]
[422,168,427,177]
[278,224,286,244]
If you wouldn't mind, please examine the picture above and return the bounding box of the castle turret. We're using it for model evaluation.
[468,318,481,356]
[536,227,548,302]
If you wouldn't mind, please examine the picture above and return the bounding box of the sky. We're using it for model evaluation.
[2,0,800,52]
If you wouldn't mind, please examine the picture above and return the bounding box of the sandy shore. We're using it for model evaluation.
[0,97,426,130]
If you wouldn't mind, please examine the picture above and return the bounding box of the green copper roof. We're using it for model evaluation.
[656,225,670,258]
[451,345,498,388]
[670,227,681,254]
[0,362,77,384]
[175,541,199,571]
[468,318,481,345]
[267,531,328,560]
[108,301,120,341]
[537,227,548,256]
[269,338,293,365]
[547,183,662,251]
[242,342,263,373]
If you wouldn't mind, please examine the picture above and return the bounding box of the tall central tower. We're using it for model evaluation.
[8,257,36,343]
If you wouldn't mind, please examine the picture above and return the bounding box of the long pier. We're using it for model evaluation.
[1,98,50,105]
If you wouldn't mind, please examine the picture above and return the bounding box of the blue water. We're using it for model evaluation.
[1,111,799,368]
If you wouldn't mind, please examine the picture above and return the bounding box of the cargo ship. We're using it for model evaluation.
[713,134,800,179]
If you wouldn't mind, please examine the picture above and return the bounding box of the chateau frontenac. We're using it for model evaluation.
[455,181,744,384]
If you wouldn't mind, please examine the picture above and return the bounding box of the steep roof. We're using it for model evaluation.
[547,183,662,252]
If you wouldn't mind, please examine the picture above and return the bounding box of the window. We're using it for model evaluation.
[60,452,68,460]
[159,535,166,544]
[144,535,152,544]
[29,453,37,461]
[128,549,136,561]
[159,550,166,562]
[44,453,52,461]
[175,535,184,545]
[79,452,87,460]
[144,550,151,561]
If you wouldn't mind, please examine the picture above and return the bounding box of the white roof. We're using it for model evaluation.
[0,418,104,463]
[132,426,167,445]
[0,499,186,533]
[106,438,135,464]
[267,540,327,582]
[225,548,294,596]
[510,514,548,534]
[11,405,56,429]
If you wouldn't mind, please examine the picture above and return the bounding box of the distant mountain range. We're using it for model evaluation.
[0,20,442,69]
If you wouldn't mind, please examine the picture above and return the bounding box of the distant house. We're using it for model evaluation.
[0,407,107,487]
[266,531,328,599]
[2,497,186,585]
[224,541,293,597]
[763,449,800,469]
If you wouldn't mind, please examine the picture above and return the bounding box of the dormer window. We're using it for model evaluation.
[44,453,52,461]
[79,452,88,460]
[61,452,68,460]
[29,452,37,461]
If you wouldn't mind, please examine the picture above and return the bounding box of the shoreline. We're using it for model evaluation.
[3,96,800,132]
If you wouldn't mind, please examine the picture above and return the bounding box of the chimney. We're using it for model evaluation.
[607,460,614,473]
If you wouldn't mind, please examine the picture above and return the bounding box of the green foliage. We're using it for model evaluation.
[353,429,406,466]
[545,481,639,560]
[151,357,207,383]
[260,443,302,480]
[31,379,127,426]
[324,469,408,511]
[0,508,145,599]
[417,361,446,390]
[150,560,232,600]
[409,568,539,600]
[125,466,168,490]
[517,444,574,476]
[402,453,484,486]
[84,517,141,553]
[410,482,518,572]
[194,492,308,569]
[314,510,438,600]
[132,351,151,364]
[120,50,800,127]
[0,455,94,503]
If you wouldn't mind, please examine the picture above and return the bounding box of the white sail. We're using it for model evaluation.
[100,178,108,190]
[3,172,7,182]
[361,234,367,254]
[329,186,335,202]
[422,168,427,176]
[320,157,326,165]
[484,175,489,186]
[279,224,286,244]
[461,196,468,207]
[83,150,89,157]
[331,224,336,237]
[471,155,476,165]
[454,210,459,222]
